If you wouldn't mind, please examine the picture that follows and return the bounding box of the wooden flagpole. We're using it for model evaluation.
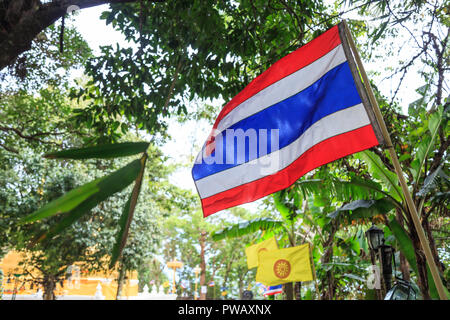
[341,20,447,300]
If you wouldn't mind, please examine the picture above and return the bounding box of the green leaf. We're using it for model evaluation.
[398,154,411,162]
[357,228,369,253]
[410,136,431,179]
[20,180,100,224]
[355,150,404,202]
[417,164,448,197]
[371,21,389,44]
[343,273,366,282]
[294,176,386,203]
[44,142,150,160]
[109,154,148,268]
[273,191,296,224]
[411,109,443,184]
[211,218,283,241]
[328,198,395,224]
[29,158,143,246]
[428,109,442,134]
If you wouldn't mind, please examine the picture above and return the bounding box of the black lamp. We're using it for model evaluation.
[365,225,385,250]
[385,279,417,300]
[378,243,394,291]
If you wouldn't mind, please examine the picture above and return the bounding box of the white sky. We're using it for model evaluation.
[69,4,427,216]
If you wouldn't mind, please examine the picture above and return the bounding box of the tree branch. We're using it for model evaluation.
[0,0,165,70]
[0,141,19,153]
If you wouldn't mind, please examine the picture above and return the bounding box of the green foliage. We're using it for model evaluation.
[0,0,448,301]
[0,88,88,156]
[0,23,92,93]
[20,143,150,268]
[417,163,449,198]
[388,218,450,299]
[328,198,396,224]
[19,179,99,224]
[72,0,334,140]
[410,107,444,183]
[44,142,150,160]
[354,150,403,202]
[211,218,284,241]
[110,153,147,267]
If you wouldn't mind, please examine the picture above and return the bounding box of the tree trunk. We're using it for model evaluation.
[0,0,165,70]
[320,223,337,300]
[221,260,233,300]
[294,282,302,300]
[283,282,294,300]
[422,217,444,274]
[395,209,411,281]
[399,251,411,281]
[410,228,431,299]
[238,278,244,299]
[43,275,56,300]
[116,262,126,300]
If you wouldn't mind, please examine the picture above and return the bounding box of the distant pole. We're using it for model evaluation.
[341,20,447,300]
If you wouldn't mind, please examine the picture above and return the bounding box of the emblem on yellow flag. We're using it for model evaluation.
[245,236,278,269]
[255,243,313,286]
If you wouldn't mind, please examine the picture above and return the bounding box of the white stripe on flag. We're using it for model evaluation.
[195,103,370,199]
[213,45,346,136]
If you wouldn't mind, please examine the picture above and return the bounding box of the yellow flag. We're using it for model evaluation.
[245,236,278,269]
[255,243,313,286]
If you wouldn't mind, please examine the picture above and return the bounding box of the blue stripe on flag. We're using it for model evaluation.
[192,61,361,181]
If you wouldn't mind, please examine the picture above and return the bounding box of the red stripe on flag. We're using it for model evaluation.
[212,25,341,128]
[200,125,378,217]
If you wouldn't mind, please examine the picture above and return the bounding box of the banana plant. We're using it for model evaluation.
[19,142,150,268]
[211,217,284,241]
[348,105,449,299]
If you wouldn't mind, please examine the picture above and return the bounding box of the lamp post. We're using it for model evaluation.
[378,243,394,292]
[166,260,183,294]
[193,266,201,300]
[365,225,394,296]
[365,225,384,251]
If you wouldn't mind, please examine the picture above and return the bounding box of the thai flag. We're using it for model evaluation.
[208,281,215,287]
[263,285,283,296]
[192,23,383,217]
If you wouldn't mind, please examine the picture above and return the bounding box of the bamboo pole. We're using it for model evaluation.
[342,20,447,300]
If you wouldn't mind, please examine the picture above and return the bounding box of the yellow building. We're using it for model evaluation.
[0,251,139,300]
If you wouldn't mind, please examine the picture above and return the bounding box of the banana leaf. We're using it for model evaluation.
[273,191,296,224]
[20,179,100,223]
[355,150,404,203]
[410,108,443,183]
[417,164,448,197]
[28,158,143,246]
[109,154,148,267]
[327,198,395,224]
[44,142,150,159]
[211,218,283,241]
